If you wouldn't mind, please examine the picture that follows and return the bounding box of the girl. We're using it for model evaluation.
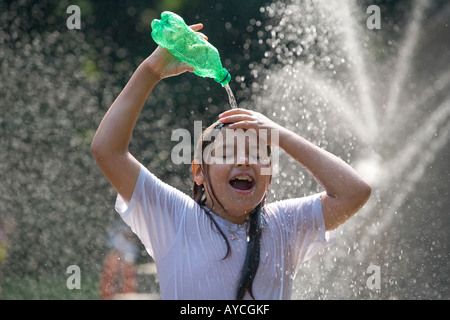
[91,24,371,300]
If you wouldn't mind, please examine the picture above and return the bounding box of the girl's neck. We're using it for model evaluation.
[204,202,251,225]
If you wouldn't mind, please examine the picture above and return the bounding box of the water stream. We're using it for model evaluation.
[225,83,238,109]
[238,0,449,299]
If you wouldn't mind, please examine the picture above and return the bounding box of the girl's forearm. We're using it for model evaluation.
[278,127,370,199]
[91,60,160,156]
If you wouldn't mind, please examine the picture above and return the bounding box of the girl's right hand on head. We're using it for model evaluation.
[219,108,284,146]
[144,23,207,79]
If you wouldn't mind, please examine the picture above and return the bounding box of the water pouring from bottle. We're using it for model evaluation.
[224,84,238,109]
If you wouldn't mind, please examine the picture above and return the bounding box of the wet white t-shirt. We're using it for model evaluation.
[115,165,335,300]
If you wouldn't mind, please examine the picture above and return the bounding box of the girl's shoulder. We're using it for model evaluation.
[264,193,322,220]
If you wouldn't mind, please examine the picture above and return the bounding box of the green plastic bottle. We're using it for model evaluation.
[151,11,231,86]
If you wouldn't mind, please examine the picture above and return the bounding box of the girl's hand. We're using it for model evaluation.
[144,24,207,79]
[218,108,284,146]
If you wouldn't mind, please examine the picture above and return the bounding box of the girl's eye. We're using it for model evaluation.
[253,153,271,163]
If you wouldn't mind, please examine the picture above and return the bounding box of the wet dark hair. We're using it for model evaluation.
[192,121,271,300]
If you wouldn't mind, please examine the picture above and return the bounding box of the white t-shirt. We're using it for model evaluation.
[115,165,335,300]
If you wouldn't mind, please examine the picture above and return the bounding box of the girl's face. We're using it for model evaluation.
[193,128,272,224]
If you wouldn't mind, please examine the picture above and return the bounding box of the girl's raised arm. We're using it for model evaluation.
[219,108,371,231]
[276,127,371,230]
[91,24,203,203]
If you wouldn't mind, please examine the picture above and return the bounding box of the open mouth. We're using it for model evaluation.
[229,175,255,191]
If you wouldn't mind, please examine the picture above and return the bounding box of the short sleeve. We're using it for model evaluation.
[266,193,336,274]
[115,165,196,261]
